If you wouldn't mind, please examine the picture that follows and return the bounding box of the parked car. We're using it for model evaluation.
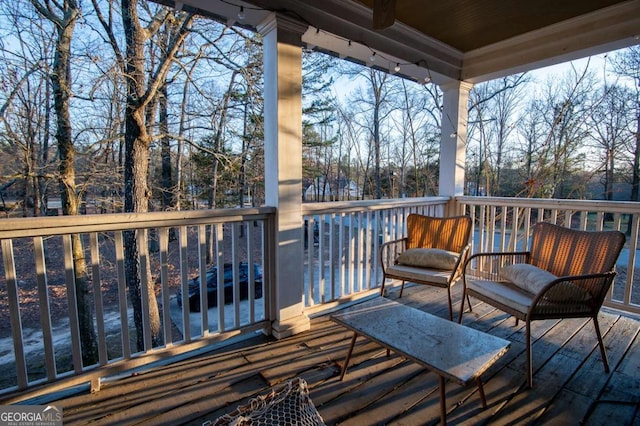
[176,262,263,312]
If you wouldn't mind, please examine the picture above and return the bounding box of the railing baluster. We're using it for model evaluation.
[136,229,152,352]
[197,224,208,335]
[115,231,131,359]
[62,234,83,372]
[89,233,107,365]
[158,228,172,346]
[306,217,315,306]
[3,239,28,389]
[215,223,225,332]
[622,217,639,306]
[326,214,342,298]
[178,225,190,341]
[33,237,56,380]
[348,212,355,295]
[232,222,240,328]
[245,221,254,323]
[356,211,364,292]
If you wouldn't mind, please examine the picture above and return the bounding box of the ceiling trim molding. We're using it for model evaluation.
[244,0,464,80]
[462,0,640,83]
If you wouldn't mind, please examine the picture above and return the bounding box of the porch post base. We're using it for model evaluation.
[271,315,311,339]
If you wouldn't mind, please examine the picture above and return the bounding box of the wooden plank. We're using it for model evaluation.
[538,313,639,423]
[59,344,253,421]
[42,286,640,426]
[258,333,360,386]
[477,318,594,425]
[535,389,593,426]
[584,400,637,426]
[397,316,558,425]
[598,346,640,404]
[612,320,640,379]
[147,374,270,426]
[314,357,409,424]
[341,368,440,425]
[322,361,429,425]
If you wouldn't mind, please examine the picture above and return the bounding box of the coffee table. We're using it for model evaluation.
[331,297,510,425]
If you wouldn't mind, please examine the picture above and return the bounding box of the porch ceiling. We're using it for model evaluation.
[172,0,639,84]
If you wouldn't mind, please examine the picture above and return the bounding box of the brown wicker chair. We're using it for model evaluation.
[458,222,625,387]
[380,214,472,320]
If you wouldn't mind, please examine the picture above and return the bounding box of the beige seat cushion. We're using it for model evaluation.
[385,264,452,285]
[396,248,459,270]
[467,279,534,314]
[467,279,593,315]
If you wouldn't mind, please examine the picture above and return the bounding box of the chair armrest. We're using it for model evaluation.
[379,237,407,272]
[463,251,531,281]
[450,243,472,281]
[532,271,618,309]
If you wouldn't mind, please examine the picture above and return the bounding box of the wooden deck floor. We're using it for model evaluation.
[50,284,640,425]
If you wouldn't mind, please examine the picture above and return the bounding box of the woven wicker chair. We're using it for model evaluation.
[380,214,472,320]
[458,222,625,387]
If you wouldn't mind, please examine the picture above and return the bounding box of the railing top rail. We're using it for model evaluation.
[0,207,276,239]
[456,196,640,214]
[302,196,450,216]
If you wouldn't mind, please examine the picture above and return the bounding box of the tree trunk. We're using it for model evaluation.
[160,83,173,210]
[122,0,162,350]
[32,0,99,364]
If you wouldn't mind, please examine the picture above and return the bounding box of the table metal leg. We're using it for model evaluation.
[340,332,358,381]
[439,375,447,425]
[477,377,487,408]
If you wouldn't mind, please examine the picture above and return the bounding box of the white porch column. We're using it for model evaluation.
[439,81,473,212]
[258,14,310,339]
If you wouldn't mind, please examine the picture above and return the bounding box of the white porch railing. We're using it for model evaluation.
[0,208,275,401]
[457,196,640,315]
[301,197,451,314]
[0,196,637,401]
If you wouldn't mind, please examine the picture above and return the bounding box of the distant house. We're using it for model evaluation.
[304,177,362,201]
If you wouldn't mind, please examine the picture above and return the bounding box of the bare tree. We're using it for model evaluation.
[30,0,99,364]
[93,0,195,350]
[469,74,528,196]
[610,47,640,206]
[589,84,634,201]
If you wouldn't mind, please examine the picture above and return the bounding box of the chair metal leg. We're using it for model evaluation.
[446,287,453,321]
[593,315,610,372]
[526,321,533,388]
[398,281,406,298]
[458,290,467,324]
[458,289,472,323]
